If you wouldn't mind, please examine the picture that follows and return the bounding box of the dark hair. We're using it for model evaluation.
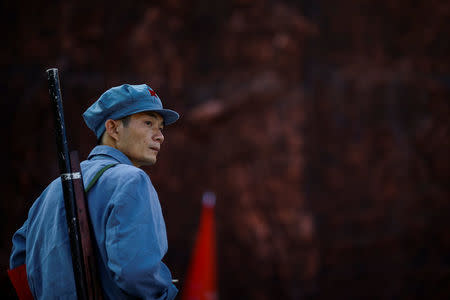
[120,115,131,127]
[97,115,132,145]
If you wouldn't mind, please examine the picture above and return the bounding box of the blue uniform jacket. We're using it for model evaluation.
[10,145,178,299]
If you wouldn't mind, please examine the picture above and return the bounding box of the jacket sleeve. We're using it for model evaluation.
[105,170,178,300]
[10,219,29,269]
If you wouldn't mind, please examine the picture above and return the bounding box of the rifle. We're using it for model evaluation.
[47,68,103,300]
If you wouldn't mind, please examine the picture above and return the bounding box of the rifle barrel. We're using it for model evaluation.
[47,68,89,300]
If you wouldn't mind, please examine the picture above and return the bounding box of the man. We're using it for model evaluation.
[10,84,179,299]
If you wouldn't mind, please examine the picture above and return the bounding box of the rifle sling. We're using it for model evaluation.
[85,164,118,193]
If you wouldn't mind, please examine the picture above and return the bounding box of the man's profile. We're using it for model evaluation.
[10,84,179,299]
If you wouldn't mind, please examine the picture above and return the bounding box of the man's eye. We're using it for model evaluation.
[145,121,152,126]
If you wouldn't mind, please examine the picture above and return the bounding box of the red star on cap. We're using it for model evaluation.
[148,88,157,97]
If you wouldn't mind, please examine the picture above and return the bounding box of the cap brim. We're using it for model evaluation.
[150,109,180,125]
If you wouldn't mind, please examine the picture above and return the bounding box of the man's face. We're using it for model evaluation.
[115,112,165,167]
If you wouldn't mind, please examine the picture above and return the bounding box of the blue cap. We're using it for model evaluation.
[83,84,180,139]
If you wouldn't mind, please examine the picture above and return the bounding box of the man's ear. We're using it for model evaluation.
[104,119,121,141]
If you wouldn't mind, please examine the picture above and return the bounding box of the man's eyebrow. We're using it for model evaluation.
[145,112,159,118]
[145,112,164,126]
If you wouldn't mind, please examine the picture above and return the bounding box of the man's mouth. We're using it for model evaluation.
[149,146,160,152]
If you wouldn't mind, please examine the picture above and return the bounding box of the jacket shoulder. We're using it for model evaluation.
[107,163,149,181]
[94,163,152,193]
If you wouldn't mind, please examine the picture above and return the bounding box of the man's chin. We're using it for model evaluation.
[141,157,157,166]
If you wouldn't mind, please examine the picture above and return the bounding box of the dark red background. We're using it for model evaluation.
[1,0,449,299]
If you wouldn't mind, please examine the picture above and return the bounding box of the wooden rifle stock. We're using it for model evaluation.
[47,68,103,300]
[70,151,104,300]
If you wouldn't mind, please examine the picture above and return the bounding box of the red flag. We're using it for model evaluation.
[182,192,217,300]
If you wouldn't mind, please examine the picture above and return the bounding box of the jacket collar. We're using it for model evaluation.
[87,145,134,166]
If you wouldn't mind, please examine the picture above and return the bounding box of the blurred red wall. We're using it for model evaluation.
[1,0,448,299]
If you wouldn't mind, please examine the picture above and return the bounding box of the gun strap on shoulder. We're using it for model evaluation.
[85,163,118,193]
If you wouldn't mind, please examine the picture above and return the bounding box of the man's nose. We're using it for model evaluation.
[153,129,164,144]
